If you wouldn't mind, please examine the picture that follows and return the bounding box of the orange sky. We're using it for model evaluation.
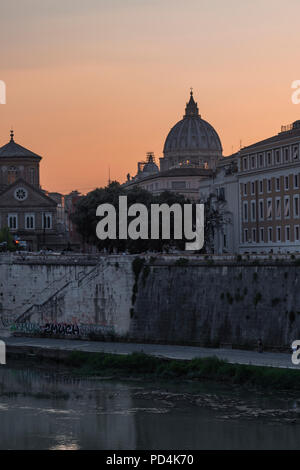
[1,0,300,194]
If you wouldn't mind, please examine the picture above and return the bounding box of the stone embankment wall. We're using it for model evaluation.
[1,253,300,349]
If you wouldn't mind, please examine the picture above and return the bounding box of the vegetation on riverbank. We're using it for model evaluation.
[61,351,300,391]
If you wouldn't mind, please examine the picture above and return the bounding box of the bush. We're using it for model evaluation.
[63,351,300,391]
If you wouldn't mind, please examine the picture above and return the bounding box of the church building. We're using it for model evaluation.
[123,90,222,201]
[0,131,63,251]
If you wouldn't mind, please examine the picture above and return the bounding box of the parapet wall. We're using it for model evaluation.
[1,253,300,349]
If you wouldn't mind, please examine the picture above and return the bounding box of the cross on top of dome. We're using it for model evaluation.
[184,89,199,117]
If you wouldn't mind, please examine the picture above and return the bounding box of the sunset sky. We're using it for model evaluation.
[1,0,300,194]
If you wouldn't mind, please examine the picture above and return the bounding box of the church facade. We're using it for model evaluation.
[0,131,64,251]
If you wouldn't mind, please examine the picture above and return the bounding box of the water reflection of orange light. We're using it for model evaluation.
[50,443,80,450]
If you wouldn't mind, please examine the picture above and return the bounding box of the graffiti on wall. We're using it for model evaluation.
[0,315,12,328]
[11,322,115,338]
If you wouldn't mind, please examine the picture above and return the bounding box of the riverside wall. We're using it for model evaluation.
[1,253,300,349]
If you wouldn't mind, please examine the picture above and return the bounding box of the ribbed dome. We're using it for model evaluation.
[164,115,222,153]
[163,91,222,155]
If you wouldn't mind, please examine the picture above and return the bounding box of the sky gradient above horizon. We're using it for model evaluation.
[1,0,300,193]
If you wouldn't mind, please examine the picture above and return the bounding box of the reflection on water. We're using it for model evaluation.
[0,365,300,450]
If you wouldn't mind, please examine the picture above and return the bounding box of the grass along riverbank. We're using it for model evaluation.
[59,351,300,391]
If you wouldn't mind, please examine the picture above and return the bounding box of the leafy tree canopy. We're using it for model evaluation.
[71,182,191,253]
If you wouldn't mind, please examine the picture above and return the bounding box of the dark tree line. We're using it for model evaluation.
[71,182,228,254]
[71,182,194,253]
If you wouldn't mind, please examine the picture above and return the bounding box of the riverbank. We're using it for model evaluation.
[2,336,296,368]
[4,344,300,391]
[64,351,300,391]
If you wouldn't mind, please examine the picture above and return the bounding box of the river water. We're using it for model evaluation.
[0,364,300,450]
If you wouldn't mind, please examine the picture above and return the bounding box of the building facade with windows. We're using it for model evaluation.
[0,131,66,251]
[238,121,300,253]
[199,120,300,254]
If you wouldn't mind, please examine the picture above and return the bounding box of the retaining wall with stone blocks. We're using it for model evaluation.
[1,253,300,349]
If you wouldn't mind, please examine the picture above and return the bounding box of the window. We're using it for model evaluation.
[295,174,299,189]
[284,148,289,162]
[243,201,248,222]
[244,229,248,243]
[267,199,272,220]
[14,187,28,201]
[275,198,281,219]
[8,167,17,185]
[8,214,18,230]
[295,226,300,242]
[43,213,52,229]
[260,228,264,243]
[243,158,248,170]
[284,196,290,218]
[259,200,264,220]
[30,168,35,185]
[243,183,247,196]
[259,180,263,194]
[294,195,299,218]
[25,214,35,230]
[267,179,272,192]
[252,228,257,243]
[293,146,299,160]
[251,156,256,169]
[285,226,290,242]
[276,177,280,191]
[267,152,272,165]
[268,227,273,242]
[277,227,281,242]
[284,176,289,190]
[259,154,263,167]
[251,201,256,222]
[275,150,281,164]
[251,182,255,195]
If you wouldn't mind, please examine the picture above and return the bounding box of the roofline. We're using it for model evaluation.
[0,178,57,206]
[124,168,214,187]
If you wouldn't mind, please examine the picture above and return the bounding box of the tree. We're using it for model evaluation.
[200,193,231,253]
[0,227,17,251]
[71,182,191,253]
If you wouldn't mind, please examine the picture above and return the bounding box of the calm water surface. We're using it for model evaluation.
[0,364,300,450]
